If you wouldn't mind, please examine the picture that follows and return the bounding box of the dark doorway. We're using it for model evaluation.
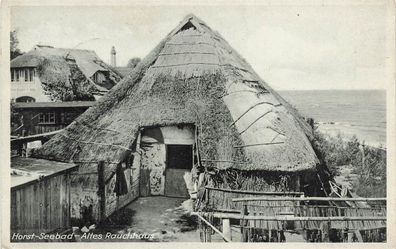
[165,145,193,198]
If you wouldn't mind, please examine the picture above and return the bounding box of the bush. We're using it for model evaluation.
[313,128,386,197]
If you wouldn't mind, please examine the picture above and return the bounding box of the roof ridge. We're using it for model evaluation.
[35,46,97,54]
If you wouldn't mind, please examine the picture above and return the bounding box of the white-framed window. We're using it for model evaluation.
[39,112,56,124]
[11,68,35,82]
[29,68,35,81]
[24,69,29,82]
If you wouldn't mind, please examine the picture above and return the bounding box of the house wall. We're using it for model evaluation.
[69,125,195,224]
[12,106,89,136]
[70,154,141,224]
[11,172,72,236]
[140,125,194,196]
[105,165,140,217]
[141,144,166,195]
[69,174,99,225]
[11,68,51,102]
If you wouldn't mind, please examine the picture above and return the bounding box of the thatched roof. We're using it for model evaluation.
[113,66,133,77]
[11,46,122,93]
[34,14,319,175]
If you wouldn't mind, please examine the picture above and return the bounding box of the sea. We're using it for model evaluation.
[279,90,386,147]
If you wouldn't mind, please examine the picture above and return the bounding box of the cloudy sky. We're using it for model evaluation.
[11,3,390,90]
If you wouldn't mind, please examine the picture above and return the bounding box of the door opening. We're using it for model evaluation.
[165,144,193,198]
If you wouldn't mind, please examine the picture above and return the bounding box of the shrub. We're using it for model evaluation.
[313,128,386,197]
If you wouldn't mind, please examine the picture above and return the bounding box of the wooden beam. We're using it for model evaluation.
[354,230,364,242]
[205,186,304,196]
[192,212,386,221]
[229,102,282,127]
[233,142,284,148]
[97,161,106,222]
[196,213,231,242]
[232,196,386,202]
[222,218,231,242]
[238,110,272,135]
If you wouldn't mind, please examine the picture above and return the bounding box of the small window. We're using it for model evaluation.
[39,112,56,124]
[24,69,29,82]
[20,70,24,81]
[15,96,35,103]
[29,68,35,81]
[15,70,20,81]
[11,69,15,82]
[92,72,98,83]
[60,112,65,124]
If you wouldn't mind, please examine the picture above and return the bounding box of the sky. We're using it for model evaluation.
[10,3,390,90]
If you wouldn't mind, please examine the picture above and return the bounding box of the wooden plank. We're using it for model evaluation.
[43,179,48,232]
[205,187,304,196]
[97,161,106,222]
[222,219,231,241]
[15,190,21,233]
[196,213,231,242]
[49,177,53,231]
[192,212,386,221]
[11,191,17,232]
[355,230,364,242]
[232,197,386,202]
[59,175,63,229]
[139,168,151,197]
[28,185,33,233]
[39,181,44,233]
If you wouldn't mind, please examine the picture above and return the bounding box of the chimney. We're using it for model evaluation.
[110,46,116,67]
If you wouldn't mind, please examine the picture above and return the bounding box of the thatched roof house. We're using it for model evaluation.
[11,45,122,101]
[33,15,324,222]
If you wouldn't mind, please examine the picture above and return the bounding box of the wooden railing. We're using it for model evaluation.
[196,188,386,242]
[202,186,303,212]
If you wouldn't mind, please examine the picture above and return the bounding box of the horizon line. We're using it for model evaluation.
[277,88,387,91]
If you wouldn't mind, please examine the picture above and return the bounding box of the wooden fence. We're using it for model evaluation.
[11,172,72,236]
[202,186,303,212]
[195,188,387,242]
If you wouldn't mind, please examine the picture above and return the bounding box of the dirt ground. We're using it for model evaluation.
[87,196,200,242]
[122,196,199,242]
[77,196,305,242]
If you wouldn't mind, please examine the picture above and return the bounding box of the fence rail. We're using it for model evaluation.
[232,197,386,202]
[196,213,231,242]
[193,212,386,221]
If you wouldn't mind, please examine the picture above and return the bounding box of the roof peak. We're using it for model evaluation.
[183,13,200,20]
[170,13,210,37]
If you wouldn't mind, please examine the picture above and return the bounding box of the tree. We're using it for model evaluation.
[127,57,141,68]
[10,101,23,135]
[10,30,23,59]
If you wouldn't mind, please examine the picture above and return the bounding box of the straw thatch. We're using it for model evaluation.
[33,14,319,176]
[11,46,122,98]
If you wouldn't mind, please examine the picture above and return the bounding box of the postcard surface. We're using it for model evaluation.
[1,0,395,248]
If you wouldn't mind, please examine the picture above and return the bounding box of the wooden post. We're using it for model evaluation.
[296,175,301,192]
[354,230,363,242]
[205,187,209,206]
[321,221,330,242]
[240,203,248,242]
[206,225,212,242]
[222,218,231,241]
[97,161,106,222]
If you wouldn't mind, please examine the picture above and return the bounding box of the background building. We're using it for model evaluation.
[10,45,122,102]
